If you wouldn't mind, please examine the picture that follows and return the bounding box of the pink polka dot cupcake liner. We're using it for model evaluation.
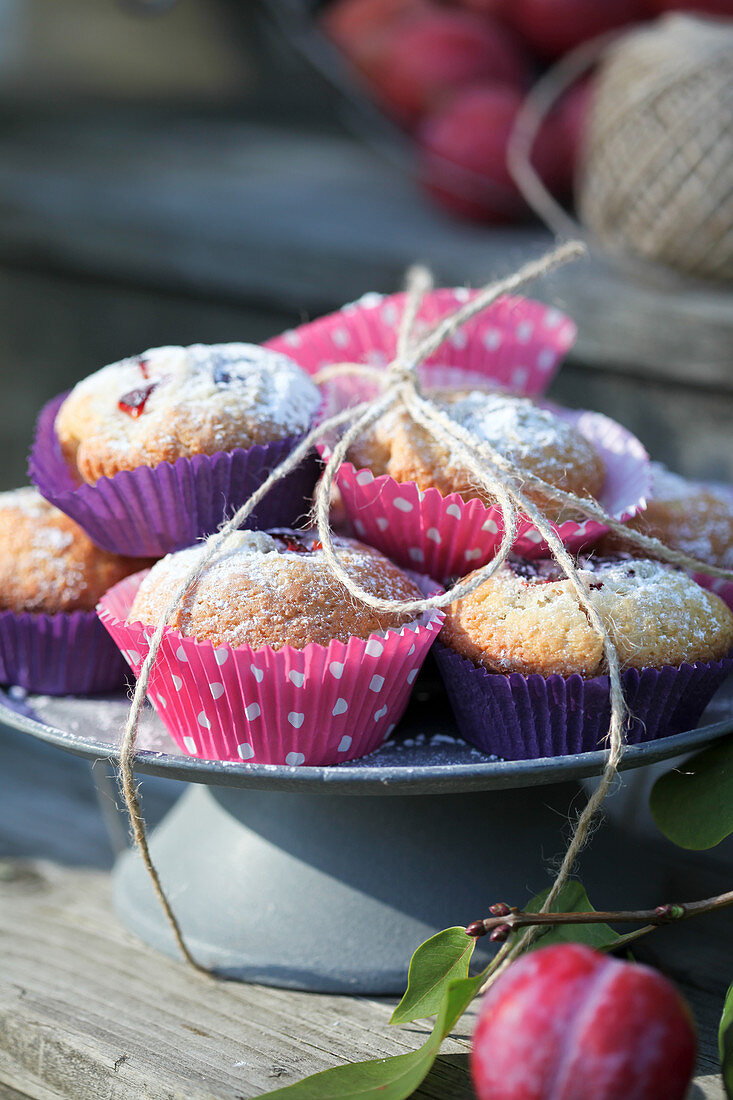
[433,642,733,761]
[265,288,576,393]
[265,288,649,580]
[97,571,445,766]
[0,606,128,695]
[29,393,321,559]
[334,406,650,581]
[696,574,733,613]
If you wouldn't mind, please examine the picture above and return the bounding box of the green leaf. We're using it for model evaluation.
[720,983,733,1099]
[260,973,484,1099]
[524,880,626,953]
[650,737,733,849]
[390,927,476,1025]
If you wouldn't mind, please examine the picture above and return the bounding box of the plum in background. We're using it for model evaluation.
[349,8,531,127]
[417,79,592,222]
[417,84,530,222]
[320,0,430,81]
[506,0,648,59]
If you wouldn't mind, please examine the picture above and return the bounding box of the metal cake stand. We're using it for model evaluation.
[4,667,733,994]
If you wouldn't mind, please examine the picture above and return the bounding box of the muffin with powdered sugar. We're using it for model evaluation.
[99,529,444,766]
[0,487,146,693]
[55,343,320,483]
[596,463,733,611]
[30,344,324,557]
[434,553,733,760]
[349,389,605,522]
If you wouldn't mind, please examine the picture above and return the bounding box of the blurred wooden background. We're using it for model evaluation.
[0,0,730,490]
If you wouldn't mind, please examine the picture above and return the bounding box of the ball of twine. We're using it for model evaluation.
[578,15,733,282]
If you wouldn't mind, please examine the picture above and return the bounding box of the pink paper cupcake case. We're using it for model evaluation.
[0,606,128,695]
[433,641,733,761]
[696,574,733,613]
[28,393,321,558]
[98,571,444,766]
[333,407,650,580]
[265,289,577,394]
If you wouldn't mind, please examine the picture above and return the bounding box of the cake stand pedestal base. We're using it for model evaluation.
[112,779,653,995]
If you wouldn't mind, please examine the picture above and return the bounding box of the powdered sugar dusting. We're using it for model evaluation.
[127,528,423,649]
[483,555,732,671]
[648,462,697,502]
[58,343,320,460]
[444,391,584,468]
[641,463,733,569]
[0,486,56,519]
[0,487,83,607]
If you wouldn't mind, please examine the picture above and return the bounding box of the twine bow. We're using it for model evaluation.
[118,239,733,981]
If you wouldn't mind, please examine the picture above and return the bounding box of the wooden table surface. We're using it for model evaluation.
[1,716,731,1100]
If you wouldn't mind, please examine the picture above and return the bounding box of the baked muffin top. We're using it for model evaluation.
[0,487,145,614]
[56,343,322,484]
[127,528,424,650]
[440,554,733,678]
[347,389,604,519]
[609,463,733,570]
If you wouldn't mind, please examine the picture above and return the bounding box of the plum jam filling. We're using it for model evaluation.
[508,554,639,589]
[280,534,323,554]
[118,382,158,418]
[508,559,564,583]
[212,363,232,386]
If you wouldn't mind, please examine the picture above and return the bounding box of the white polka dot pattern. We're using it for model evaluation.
[334,403,650,581]
[98,570,445,768]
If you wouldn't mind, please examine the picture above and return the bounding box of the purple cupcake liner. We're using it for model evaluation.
[0,606,128,695]
[28,393,322,557]
[433,641,733,761]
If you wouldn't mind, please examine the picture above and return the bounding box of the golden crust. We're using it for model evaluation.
[0,488,148,614]
[441,558,733,678]
[348,392,604,521]
[55,344,321,484]
[127,530,424,651]
[601,491,733,570]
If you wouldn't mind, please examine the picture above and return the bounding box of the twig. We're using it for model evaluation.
[466,889,733,943]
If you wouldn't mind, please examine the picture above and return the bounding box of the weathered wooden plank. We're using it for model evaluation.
[0,111,728,387]
[0,854,728,1098]
[0,859,477,1099]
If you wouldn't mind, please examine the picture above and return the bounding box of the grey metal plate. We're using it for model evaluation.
[3,666,733,795]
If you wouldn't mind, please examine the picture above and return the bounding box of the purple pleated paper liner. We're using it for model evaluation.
[0,606,128,695]
[28,393,321,557]
[433,641,733,761]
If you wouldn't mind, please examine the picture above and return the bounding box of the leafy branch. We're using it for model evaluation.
[260,738,733,1098]
[465,888,733,943]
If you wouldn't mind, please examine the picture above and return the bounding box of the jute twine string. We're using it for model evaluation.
[507,17,733,283]
[118,238,733,981]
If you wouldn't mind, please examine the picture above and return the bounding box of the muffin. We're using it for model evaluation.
[0,487,145,693]
[441,555,733,677]
[336,391,648,582]
[599,462,733,571]
[55,343,321,483]
[434,554,733,760]
[30,344,324,557]
[0,487,145,614]
[348,390,605,521]
[127,529,424,649]
[99,529,444,765]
